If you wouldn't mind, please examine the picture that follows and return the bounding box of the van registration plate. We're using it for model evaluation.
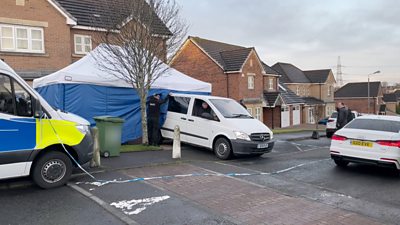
[351,140,373,148]
[257,143,269,149]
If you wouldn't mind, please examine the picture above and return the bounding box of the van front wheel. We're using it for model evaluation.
[32,151,73,189]
[214,138,232,160]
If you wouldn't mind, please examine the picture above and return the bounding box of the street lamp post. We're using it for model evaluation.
[368,70,381,114]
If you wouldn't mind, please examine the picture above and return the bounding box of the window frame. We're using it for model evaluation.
[255,107,261,121]
[268,78,274,90]
[74,34,92,55]
[0,24,44,53]
[247,74,255,90]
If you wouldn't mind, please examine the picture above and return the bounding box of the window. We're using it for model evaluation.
[255,107,261,121]
[74,35,92,54]
[247,108,253,116]
[13,80,32,117]
[296,86,300,95]
[328,86,332,96]
[248,74,255,90]
[192,99,218,121]
[0,24,44,53]
[0,74,32,117]
[210,99,251,119]
[346,119,400,133]
[167,96,190,114]
[269,78,274,90]
[0,75,14,115]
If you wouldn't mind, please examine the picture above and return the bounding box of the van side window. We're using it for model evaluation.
[168,96,190,114]
[0,74,33,117]
[0,75,14,115]
[13,80,33,117]
[192,99,218,121]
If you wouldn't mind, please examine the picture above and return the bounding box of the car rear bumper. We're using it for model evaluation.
[331,154,399,170]
[326,128,337,133]
[230,139,275,155]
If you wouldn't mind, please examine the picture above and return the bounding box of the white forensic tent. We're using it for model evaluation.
[34,45,211,143]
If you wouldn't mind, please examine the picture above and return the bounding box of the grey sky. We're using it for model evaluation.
[175,0,400,84]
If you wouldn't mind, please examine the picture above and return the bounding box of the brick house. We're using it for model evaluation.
[272,62,336,124]
[0,0,170,84]
[383,93,398,114]
[170,36,285,127]
[335,82,384,114]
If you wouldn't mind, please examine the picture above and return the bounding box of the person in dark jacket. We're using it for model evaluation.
[336,102,349,130]
[147,93,168,146]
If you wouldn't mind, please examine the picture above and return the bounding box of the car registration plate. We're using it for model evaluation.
[351,140,373,148]
[257,143,269,149]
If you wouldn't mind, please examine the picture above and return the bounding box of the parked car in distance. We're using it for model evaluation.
[326,111,358,138]
[330,115,400,171]
[161,94,274,160]
[318,117,329,125]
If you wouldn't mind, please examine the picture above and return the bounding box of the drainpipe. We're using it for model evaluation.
[226,73,230,98]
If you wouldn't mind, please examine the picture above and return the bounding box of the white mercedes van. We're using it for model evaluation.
[161,94,274,159]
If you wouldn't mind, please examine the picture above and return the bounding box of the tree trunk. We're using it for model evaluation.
[140,92,149,144]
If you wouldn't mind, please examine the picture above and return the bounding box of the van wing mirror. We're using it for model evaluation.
[33,98,43,118]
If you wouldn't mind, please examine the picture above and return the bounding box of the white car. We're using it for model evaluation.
[326,111,358,138]
[161,94,274,160]
[330,115,400,171]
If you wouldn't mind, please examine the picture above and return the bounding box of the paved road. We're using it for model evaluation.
[1,136,399,224]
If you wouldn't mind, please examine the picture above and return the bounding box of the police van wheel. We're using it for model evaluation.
[214,138,232,160]
[32,151,72,189]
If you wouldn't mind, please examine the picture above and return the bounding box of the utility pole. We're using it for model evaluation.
[336,56,343,87]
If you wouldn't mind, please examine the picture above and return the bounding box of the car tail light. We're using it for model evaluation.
[328,119,335,122]
[376,140,400,148]
[380,158,399,163]
[332,135,347,141]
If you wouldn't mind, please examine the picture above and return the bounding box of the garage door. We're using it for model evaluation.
[281,106,290,128]
[293,105,300,125]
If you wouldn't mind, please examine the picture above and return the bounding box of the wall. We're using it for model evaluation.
[170,40,227,97]
[334,98,381,114]
[0,0,72,74]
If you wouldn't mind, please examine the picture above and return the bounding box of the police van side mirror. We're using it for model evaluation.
[33,98,43,118]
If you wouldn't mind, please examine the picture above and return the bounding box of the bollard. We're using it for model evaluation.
[172,125,181,159]
[90,127,101,167]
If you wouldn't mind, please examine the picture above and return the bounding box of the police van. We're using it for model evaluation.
[162,93,274,159]
[0,60,93,188]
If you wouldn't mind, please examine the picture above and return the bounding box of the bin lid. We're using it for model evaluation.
[93,116,125,123]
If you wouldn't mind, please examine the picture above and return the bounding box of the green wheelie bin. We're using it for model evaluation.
[93,116,125,157]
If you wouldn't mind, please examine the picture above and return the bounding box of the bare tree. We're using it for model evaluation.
[312,104,325,139]
[90,0,187,144]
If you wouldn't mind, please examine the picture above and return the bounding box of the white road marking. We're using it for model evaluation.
[111,196,170,215]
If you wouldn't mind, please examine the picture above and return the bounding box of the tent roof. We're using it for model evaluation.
[33,45,211,93]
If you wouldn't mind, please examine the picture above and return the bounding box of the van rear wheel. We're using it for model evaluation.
[32,151,72,189]
[214,138,232,160]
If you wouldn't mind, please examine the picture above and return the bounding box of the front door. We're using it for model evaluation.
[186,99,219,148]
[0,74,36,179]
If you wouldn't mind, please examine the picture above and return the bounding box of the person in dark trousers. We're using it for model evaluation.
[147,93,168,146]
[336,102,349,130]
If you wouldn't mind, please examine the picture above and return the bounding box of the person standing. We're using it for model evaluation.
[147,93,168,146]
[336,102,349,130]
